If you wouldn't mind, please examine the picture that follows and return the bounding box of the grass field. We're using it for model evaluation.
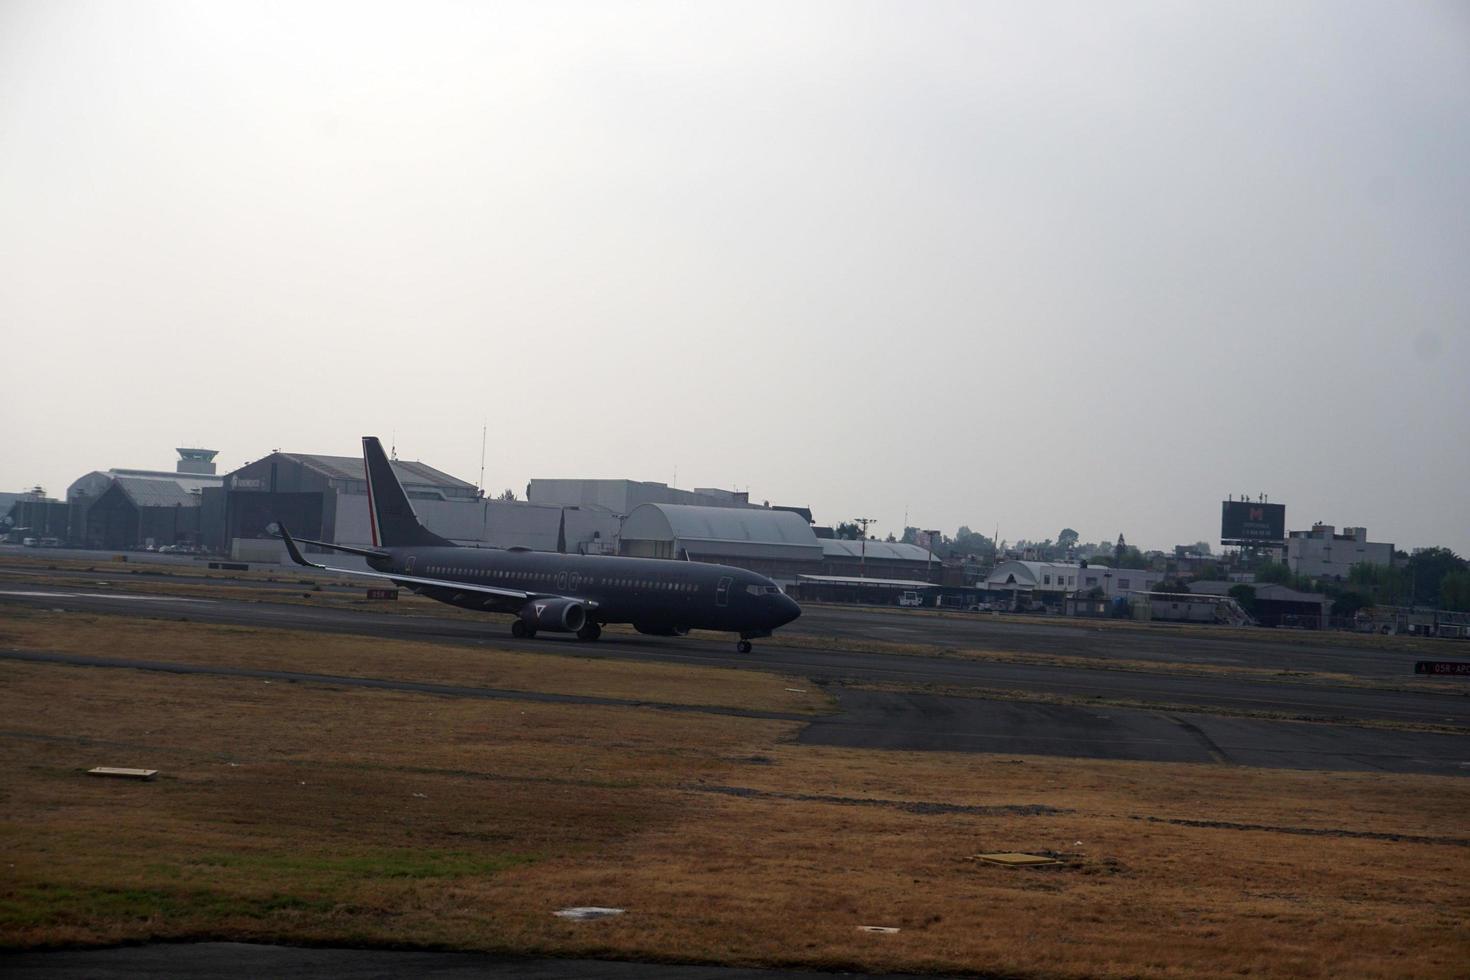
[2,605,1468,978]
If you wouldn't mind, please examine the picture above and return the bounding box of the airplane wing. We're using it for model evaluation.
[276,525,596,608]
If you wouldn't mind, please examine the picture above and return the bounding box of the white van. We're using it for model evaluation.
[897,591,922,608]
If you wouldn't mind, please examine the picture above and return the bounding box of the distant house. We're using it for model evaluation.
[984,560,1165,600]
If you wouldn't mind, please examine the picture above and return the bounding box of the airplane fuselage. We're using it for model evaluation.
[368,546,801,638]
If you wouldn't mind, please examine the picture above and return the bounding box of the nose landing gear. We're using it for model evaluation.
[736,640,752,653]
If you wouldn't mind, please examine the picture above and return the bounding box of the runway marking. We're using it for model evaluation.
[0,590,212,603]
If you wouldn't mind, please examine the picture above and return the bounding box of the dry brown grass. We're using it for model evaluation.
[2,611,1467,977]
[0,608,828,715]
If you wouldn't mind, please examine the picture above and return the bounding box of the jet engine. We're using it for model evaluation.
[520,597,587,633]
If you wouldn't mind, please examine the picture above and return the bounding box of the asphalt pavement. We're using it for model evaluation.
[0,943,956,980]
[2,576,1467,776]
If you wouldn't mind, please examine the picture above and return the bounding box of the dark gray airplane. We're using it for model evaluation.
[276,436,800,652]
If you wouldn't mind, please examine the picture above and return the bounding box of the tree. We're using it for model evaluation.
[1404,547,1468,607]
[1057,528,1079,550]
[1440,570,1470,612]
[950,526,995,557]
[900,526,920,545]
[1348,561,1408,606]
[497,488,517,501]
[1191,541,1214,557]
[1112,545,1148,570]
[1156,579,1191,595]
[834,521,861,541]
[1255,561,1293,585]
[1331,590,1370,619]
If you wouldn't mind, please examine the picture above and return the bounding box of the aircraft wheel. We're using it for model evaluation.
[577,622,602,641]
[736,640,752,654]
[511,619,531,639]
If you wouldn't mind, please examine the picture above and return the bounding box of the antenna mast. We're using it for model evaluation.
[478,421,487,495]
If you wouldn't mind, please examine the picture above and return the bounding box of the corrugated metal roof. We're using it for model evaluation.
[113,477,203,508]
[623,504,820,547]
[110,469,222,493]
[280,453,475,489]
[797,574,934,588]
[1188,580,1328,603]
[820,539,934,562]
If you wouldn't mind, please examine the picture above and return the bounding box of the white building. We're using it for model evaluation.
[1286,525,1394,580]
[984,560,1165,599]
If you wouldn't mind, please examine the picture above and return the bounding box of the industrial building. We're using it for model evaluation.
[23,442,945,591]
[0,489,68,543]
[527,479,755,513]
[1286,524,1394,580]
[817,539,937,580]
[619,503,823,582]
[67,449,224,550]
[211,451,477,559]
[983,560,1166,606]
[1188,580,1332,628]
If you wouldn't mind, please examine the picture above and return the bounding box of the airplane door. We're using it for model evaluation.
[716,576,732,608]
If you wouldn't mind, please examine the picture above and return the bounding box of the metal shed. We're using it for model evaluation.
[620,503,822,583]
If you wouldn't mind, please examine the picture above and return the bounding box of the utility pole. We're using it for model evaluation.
[478,422,487,497]
[854,517,876,578]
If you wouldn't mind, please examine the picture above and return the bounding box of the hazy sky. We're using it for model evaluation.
[2,2,1467,553]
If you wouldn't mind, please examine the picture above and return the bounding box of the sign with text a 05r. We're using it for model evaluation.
[1414,661,1470,676]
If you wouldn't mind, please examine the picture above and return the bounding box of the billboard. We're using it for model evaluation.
[1221,501,1285,543]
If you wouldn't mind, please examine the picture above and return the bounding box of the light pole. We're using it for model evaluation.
[853,517,876,578]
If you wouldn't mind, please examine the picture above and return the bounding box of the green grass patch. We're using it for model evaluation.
[0,882,334,932]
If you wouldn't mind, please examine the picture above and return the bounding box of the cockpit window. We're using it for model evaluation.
[746,584,782,596]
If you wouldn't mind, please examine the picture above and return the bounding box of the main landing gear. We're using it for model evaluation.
[736,640,753,653]
[577,622,602,642]
[510,620,535,639]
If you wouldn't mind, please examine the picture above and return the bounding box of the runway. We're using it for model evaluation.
[2,578,1467,776]
[0,942,960,980]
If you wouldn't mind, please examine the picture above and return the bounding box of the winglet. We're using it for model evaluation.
[274,523,324,570]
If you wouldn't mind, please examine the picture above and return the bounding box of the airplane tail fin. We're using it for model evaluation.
[362,436,453,548]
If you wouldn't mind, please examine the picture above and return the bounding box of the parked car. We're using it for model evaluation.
[897,591,923,607]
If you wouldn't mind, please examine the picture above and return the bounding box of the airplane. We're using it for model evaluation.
[275,436,801,652]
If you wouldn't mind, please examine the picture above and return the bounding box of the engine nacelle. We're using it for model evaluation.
[520,597,587,633]
[634,624,689,637]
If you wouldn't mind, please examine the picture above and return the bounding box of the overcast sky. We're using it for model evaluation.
[2,2,1466,553]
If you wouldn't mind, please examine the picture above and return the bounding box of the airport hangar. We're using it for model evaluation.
[197,450,937,586]
[19,449,228,550]
[9,445,939,585]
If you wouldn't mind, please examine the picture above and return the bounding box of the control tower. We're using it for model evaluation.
[175,448,219,475]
